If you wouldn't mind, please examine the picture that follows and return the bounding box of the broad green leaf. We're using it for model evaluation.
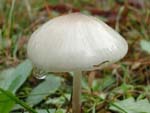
[140,40,150,54]
[8,59,33,93]
[109,97,150,113]
[0,59,32,93]
[0,93,15,113]
[0,68,15,90]
[0,60,33,113]
[26,75,61,106]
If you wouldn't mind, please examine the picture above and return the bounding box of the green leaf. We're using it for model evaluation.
[36,109,55,113]
[92,76,115,91]
[26,75,62,106]
[0,93,15,113]
[0,59,32,93]
[140,40,150,54]
[55,109,65,113]
[46,94,70,107]
[0,60,33,113]
[109,97,150,113]
[0,88,37,113]
[0,68,15,90]
[25,109,65,113]
[8,59,33,93]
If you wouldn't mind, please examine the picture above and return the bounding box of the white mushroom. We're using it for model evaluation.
[27,13,128,113]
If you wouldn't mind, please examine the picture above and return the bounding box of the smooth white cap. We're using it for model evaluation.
[27,13,128,72]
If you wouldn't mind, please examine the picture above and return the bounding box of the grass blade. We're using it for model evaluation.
[0,88,37,113]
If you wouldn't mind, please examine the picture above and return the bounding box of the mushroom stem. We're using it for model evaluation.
[72,71,82,113]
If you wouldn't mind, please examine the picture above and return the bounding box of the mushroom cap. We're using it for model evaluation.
[27,13,128,72]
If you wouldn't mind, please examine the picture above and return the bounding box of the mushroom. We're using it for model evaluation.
[27,13,128,113]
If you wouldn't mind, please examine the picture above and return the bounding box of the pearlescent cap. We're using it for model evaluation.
[27,13,128,72]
